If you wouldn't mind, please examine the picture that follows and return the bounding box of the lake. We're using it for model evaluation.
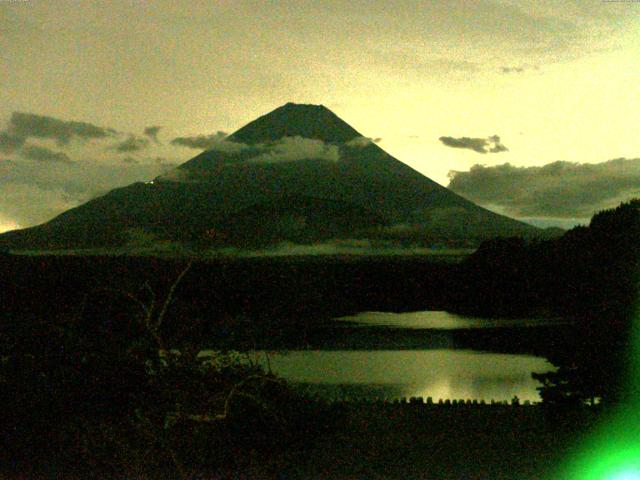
[205,311,558,402]
[335,310,565,330]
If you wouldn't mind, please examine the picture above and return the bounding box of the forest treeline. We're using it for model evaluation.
[452,199,640,405]
[451,199,639,321]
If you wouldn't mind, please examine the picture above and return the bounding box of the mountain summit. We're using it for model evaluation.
[0,103,540,251]
[228,103,362,144]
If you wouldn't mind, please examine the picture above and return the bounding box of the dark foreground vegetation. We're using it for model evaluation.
[0,200,638,478]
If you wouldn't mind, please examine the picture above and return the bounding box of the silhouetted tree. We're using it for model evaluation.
[531,199,640,406]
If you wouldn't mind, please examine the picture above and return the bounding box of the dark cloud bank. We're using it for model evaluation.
[4,112,116,145]
[439,135,508,154]
[0,111,120,159]
[447,158,640,218]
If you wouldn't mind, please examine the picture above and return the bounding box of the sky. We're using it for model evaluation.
[1,0,640,232]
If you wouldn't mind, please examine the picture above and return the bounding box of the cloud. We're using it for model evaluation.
[0,110,182,230]
[143,125,162,143]
[111,135,150,153]
[0,131,26,154]
[0,183,82,231]
[487,135,508,153]
[248,136,340,164]
[6,112,116,145]
[0,158,176,228]
[439,136,490,154]
[161,136,341,181]
[21,144,73,164]
[156,167,192,183]
[345,136,382,148]
[439,135,509,154]
[371,49,482,79]
[150,156,179,167]
[501,66,524,73]
[447,158,640,218]
[171,133,221,148]
[500,64,539,74]
[170,131,247,153]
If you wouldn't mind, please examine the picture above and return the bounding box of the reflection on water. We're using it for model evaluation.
[202,310,560,402]
[247,350,553,402]
[336,310,565,330]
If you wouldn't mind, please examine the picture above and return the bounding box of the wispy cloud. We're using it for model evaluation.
[0,111,191,229]
[248,136,340,164]
[21,144,73,164]
[170,131,247,153]
[0,131,26,154]
[499,64,539,74]
[345,136,382,148]
[111,135,150,153]
[143,125,162,143]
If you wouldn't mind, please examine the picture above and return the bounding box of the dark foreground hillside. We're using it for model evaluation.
[0,391,601,480]
[286,402,599,480]
[1,200,637,479]
[0,250,593,480]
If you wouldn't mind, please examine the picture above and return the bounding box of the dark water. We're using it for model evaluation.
[205,311,558,402]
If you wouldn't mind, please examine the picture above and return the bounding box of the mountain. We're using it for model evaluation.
[0,103,542,251]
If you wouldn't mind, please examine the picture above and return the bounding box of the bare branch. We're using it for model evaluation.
[155,261,193,331]
[140,281,156,321]
[95,287,151,318]
[171,374,286,425]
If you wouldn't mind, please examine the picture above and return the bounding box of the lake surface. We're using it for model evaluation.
[205,311,558,402]
[336,310,565,330]
[252,349,552,402]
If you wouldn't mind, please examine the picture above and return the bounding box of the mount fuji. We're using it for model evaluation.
[0,103,540,251]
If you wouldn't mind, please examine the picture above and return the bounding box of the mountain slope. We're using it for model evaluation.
[0,103,540,251]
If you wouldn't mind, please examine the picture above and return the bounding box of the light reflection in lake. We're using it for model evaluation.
[247,349,553,402]
[201,310,560,402]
